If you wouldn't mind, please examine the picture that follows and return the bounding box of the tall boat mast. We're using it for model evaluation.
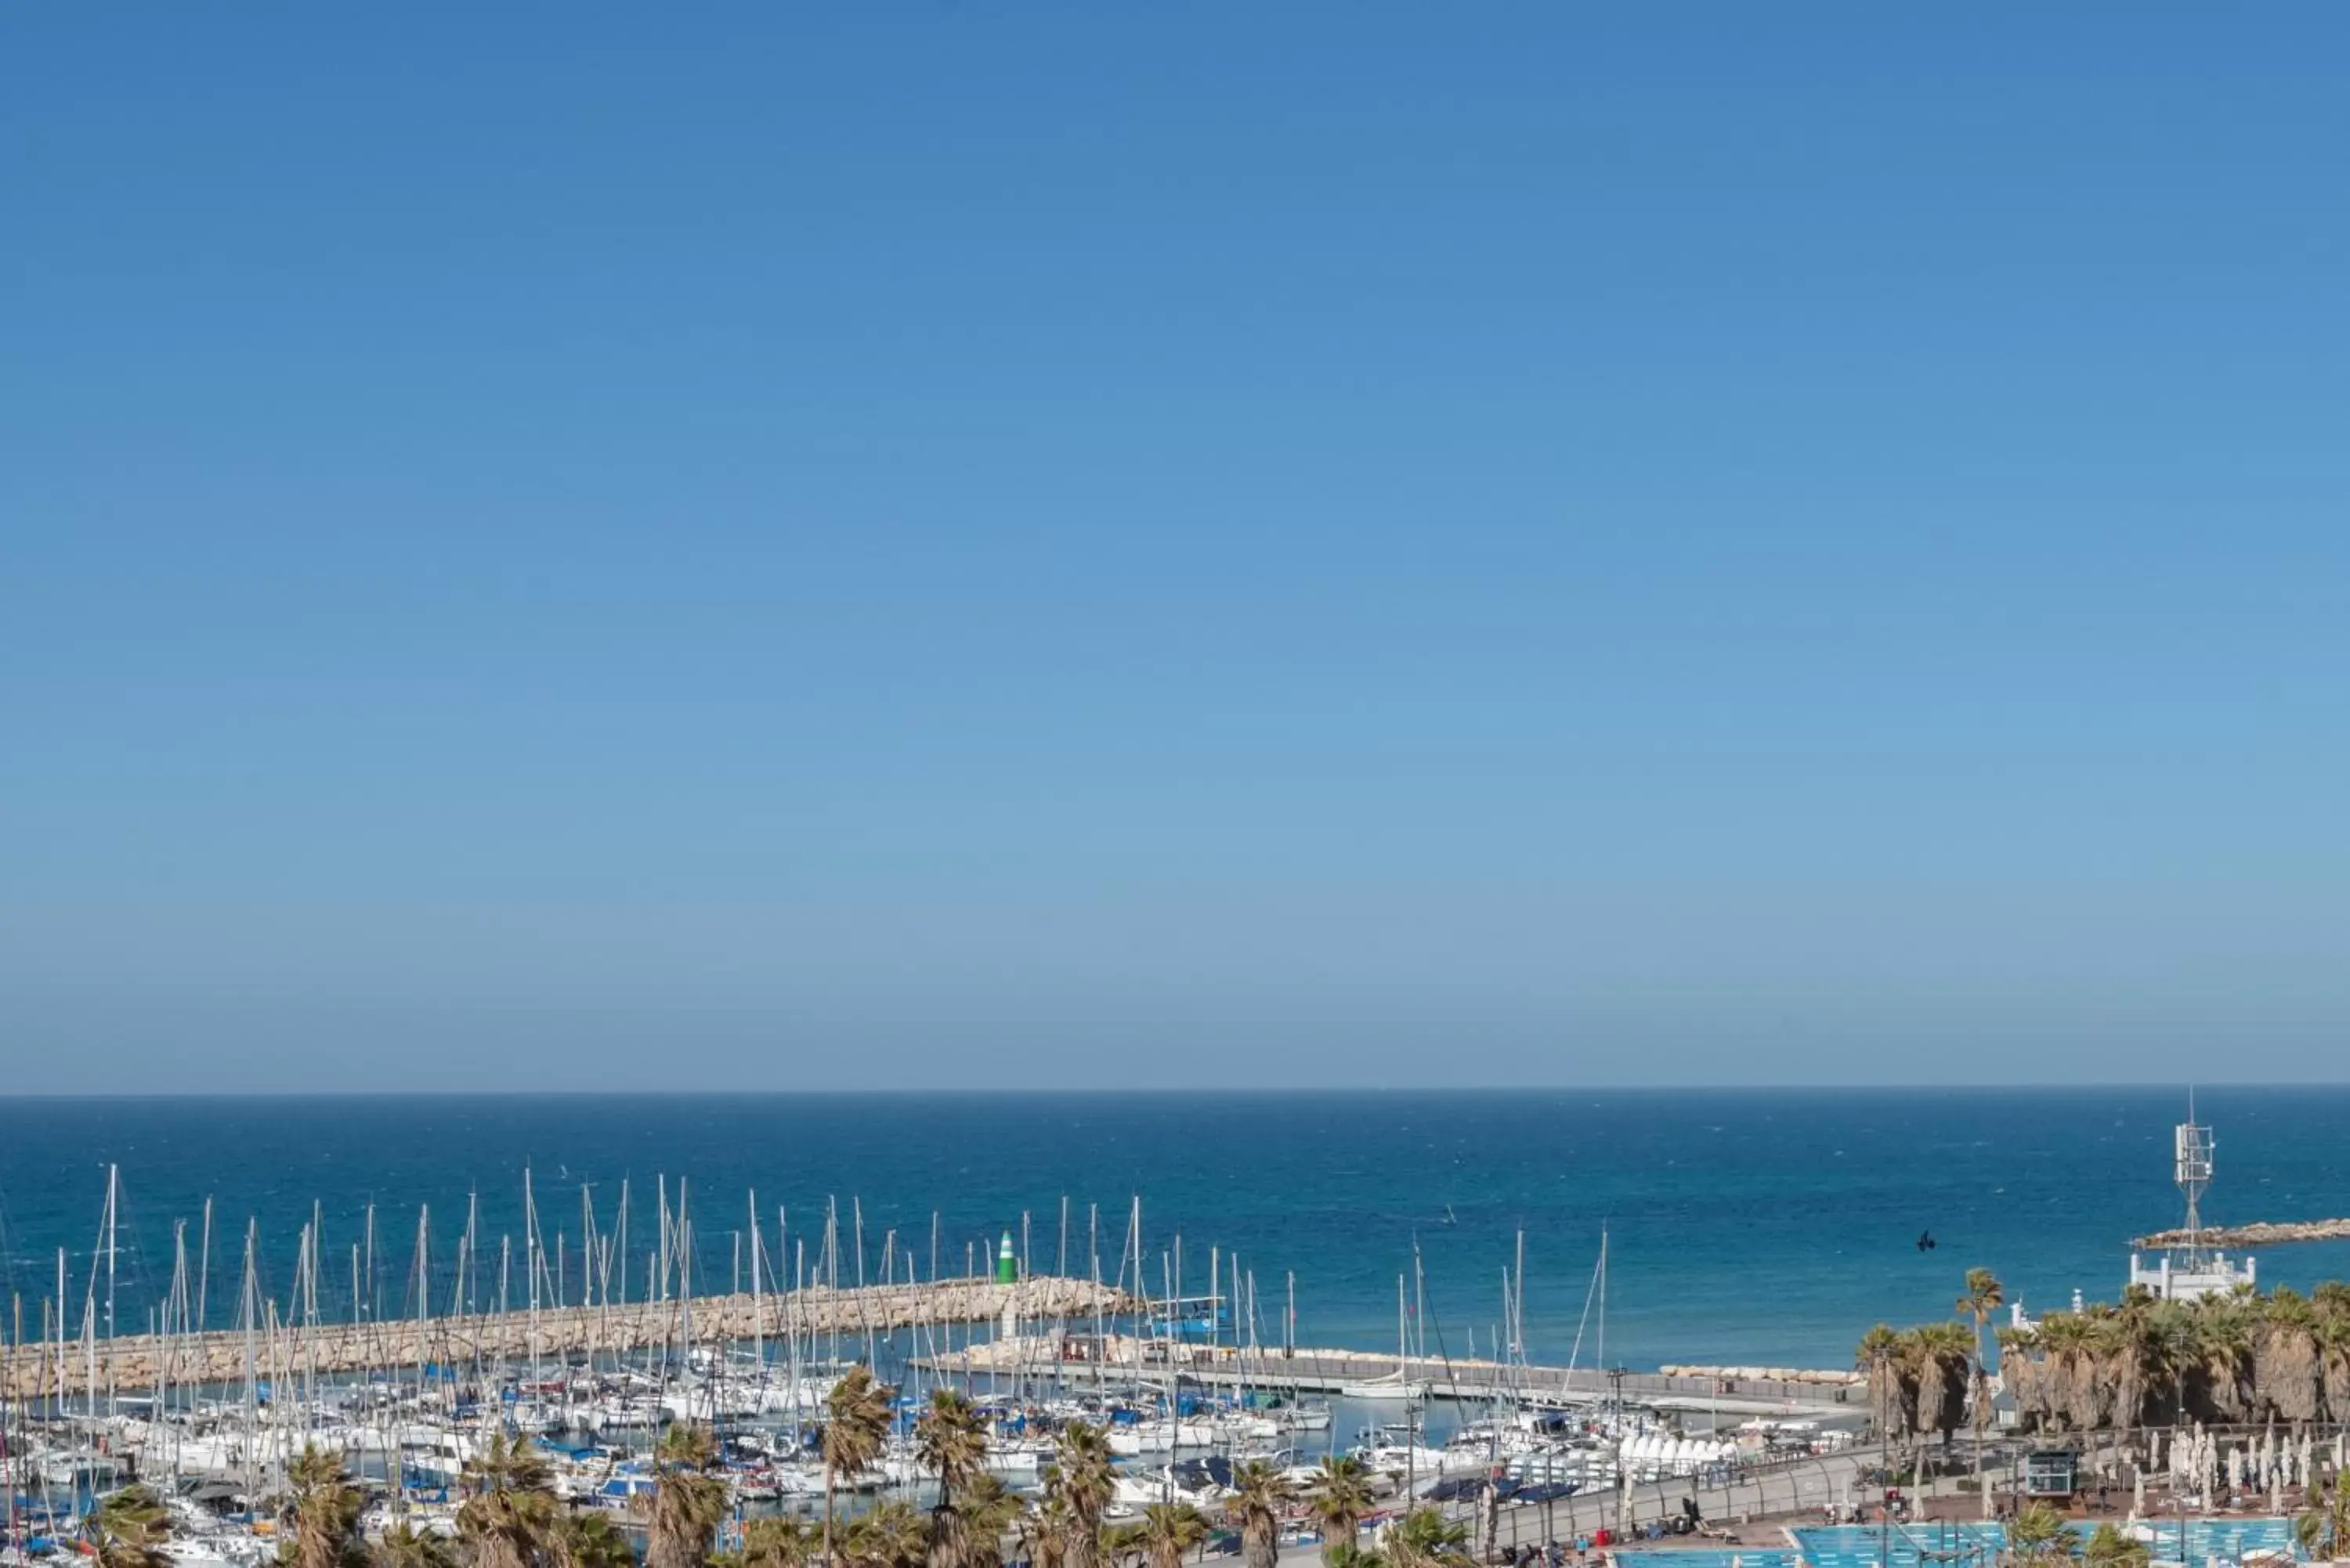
[678,1178,695,1411]
[524,1167,540,1372]
[103,1165,117,1420]
[578,1184,593,1313]
[413,1205,431,1407]
[240,1217,259,1505]
[1090,1204,1104,1369]
[1594,1224,1607,1387]
[198,1196,213,1332]
[616,1178,631,1308]
[750,1187,764,1371]
[52,1251,65,1424]
[1513,1228,1527,1392]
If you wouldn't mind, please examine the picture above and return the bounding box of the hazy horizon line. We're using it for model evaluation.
[0,1081,2295,1101]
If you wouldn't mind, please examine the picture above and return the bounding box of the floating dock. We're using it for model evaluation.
[920,1337,1864,1418]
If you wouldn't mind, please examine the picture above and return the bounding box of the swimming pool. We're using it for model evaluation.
[1791,1522,2006,1568]
[1615,1551,1806,1568]
[2126,1519,2299,1563]
[1785,1520,2301,1568]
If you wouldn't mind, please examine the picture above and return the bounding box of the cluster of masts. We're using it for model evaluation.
[3,1172,1338,1404]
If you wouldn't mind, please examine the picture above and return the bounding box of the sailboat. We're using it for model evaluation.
[1340,1275,1430,1401]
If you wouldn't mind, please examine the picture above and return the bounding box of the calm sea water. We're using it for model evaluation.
[4,1088,2348,1372]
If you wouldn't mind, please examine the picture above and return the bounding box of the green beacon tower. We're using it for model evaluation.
[996,1230,1018,1283]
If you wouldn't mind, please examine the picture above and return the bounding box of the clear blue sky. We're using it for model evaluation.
[5,4,2346,1092]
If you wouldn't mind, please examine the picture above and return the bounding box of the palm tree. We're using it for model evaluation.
[1101,1523,1148,1568]
[2189,1293,2256,1422]
[952,1474,1023,1568]
[1223,1460,1295,1568]
[1048,1422,1116,1568]
[2253,1285,2323,1422]
[1956,1270,2005,1517]
[2298,1471,2350,1562]
[1383,1508,1470,1568]
[824,1366,897,1568]
[642,1422,730,1568]
[2008,1501,2074,1568]
[2034,1310,2108,1430]
[2081,1523,2150,1568]
[1136,1504,1206,1568]
[1906,1322,1975,1450]
[739,1517,822,1568]
[1016,1496,1072,1568]
[280,1442,367,1568]
[2309,1284,2350,1423]
[2114,1291,2193,1433]
[459,1431,559,1568]
[1304,1457,1374,1565]
[843,1501,928,1568]
[374,1523,457,1568]
[1856,1324,1904,1451]
[88,1486,173,1568]
[918,1388,992,1568]
[552,1511,637,1568]
[1993,1325,2042,1429]
[919,1390,991,1500]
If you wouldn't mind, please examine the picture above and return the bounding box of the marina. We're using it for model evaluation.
[1,1103,2344,1568]
[0,1163,1885,1568]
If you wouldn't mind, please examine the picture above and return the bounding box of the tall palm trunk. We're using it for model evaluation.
[1973,1353,1990,1520]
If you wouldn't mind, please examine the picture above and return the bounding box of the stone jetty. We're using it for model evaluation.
[2,1275,1136,1400]
[2134,1219,2350,1249]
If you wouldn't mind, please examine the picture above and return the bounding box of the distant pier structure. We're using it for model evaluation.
[1,1277,1136,1402]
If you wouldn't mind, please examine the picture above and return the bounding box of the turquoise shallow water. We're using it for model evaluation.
[5,1088,2350,1370]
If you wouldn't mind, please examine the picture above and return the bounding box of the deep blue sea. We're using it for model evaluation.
[5,1089,2349,1373]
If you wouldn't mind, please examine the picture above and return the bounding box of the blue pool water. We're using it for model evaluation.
[1618,1553,1805,1568]
[1791,1520,2301,1568]
[1794,1523,2006,1568]
[2133,1520,2300,1563]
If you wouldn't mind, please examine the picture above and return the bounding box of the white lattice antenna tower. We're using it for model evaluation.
[2175,1089,2214,1268]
